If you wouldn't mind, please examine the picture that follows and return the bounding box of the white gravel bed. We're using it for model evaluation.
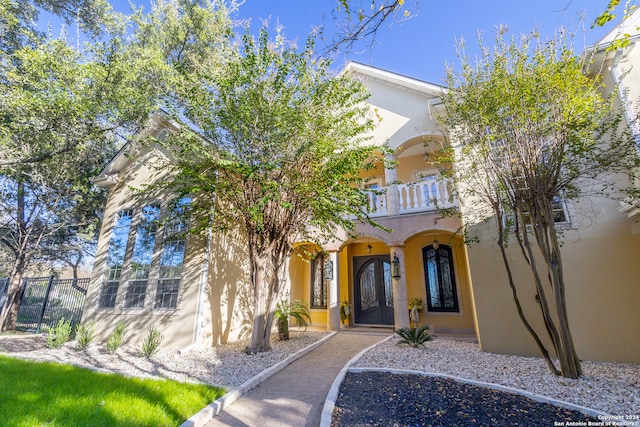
[0,331,328,389]
[352,336,640,416]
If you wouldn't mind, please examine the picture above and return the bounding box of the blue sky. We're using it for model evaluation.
[91,1,626,84]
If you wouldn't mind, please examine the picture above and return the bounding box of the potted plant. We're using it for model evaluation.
[340,301,352,326]
[408,298,424,328]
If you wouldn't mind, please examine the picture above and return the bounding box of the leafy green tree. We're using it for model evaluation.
[163,27,381,354]
[0,0,233,330]
[0,19,167,330]
[440,32,638,378]
[0,0,112,55]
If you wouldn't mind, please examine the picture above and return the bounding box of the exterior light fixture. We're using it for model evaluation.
[391,253,401,279]
[366,243,373,254]
[324,259,334,281]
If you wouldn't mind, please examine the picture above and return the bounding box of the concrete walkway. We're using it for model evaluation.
[205,331,388,427]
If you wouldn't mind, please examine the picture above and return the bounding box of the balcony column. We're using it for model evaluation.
[384,154,400,216]
[390,245,410,329]
[326,250,341,331]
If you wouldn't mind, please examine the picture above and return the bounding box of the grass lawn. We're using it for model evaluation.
[0,354,225,427]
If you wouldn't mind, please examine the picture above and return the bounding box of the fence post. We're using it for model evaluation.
[35,276,55,334]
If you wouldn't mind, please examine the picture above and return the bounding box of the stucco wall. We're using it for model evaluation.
[201,229,253,346]
[465,196,640,363]
[83,148,203,349]
[404,232,476,333]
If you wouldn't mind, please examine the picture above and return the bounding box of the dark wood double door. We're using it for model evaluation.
[353,255,394,325]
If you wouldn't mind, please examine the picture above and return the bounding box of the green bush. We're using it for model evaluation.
[105,323,126,354]
[75,322,95,351]
[140,326,163,358]
[274,300,311,341]
[395,325,433,348]
[47,317,72,348]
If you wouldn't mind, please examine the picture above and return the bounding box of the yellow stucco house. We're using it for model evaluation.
[81,14,640,364]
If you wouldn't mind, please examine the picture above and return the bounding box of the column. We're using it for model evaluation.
[390,245,410,329]
[384,153,400,216]
[326,250,341,330]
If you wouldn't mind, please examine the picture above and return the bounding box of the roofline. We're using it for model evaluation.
[343,61,446,96]
[587,7,640,53]
[92,111,174,188]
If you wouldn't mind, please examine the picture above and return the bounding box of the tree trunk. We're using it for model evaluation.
[0,254,26,331]
[1,179,28,332]
[245,251,271,354]
[495,211,560,375]
[535,201,582,379]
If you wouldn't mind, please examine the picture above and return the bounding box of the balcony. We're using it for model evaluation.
[364,177,458,217]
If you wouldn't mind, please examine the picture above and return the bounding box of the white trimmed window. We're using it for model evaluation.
[98,198,190,311]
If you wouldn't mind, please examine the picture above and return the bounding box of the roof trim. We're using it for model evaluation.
[587,7,640,52]
[343,61,446,97]
[92,111,175,188]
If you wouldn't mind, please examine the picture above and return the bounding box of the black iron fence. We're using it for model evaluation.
[0,276,89,333]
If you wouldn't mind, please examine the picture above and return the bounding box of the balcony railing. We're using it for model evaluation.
[364,178,457,217]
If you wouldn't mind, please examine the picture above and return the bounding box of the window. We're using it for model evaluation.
[521,195,569,225]
[98,199,190,311]
[154,198,190,309]
[99,209,133,308]
[123,204,161,309]
[310,254,327,309]
[422,244,459,312]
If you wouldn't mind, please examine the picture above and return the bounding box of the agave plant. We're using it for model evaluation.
[274,300,311,341]
[395,325,433,348]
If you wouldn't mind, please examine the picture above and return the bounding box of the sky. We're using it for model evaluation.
[69,1,626,85]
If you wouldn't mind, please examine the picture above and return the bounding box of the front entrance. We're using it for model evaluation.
[353,255,394,325]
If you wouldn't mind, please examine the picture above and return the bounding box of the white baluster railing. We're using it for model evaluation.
[357,178,457,218]
[397,178,457,214]
[364,188,388,217]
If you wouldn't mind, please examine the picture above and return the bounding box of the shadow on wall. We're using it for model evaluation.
[207,229,253,346]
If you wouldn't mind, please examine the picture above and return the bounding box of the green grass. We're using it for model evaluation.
[0,354,226,427]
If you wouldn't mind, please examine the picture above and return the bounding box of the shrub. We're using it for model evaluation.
[140,326,163,358]
[47,317,72,348]
[395,325,433,348]
[274,300,311,341]
[106,323,126,354]
[75,322,95,351]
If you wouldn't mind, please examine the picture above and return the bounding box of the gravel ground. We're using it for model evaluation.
[0,331,328,388]
[332,371,601,427]
[1,332,638,423]
[352,336,640,417]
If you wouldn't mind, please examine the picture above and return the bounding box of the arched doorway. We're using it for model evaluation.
[353,255,394,325]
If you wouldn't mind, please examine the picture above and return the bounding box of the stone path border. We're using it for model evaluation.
[319,335,612,427]
[181,331,337,427]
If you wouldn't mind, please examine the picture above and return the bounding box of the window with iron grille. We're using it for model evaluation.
[422,244,459,312]
[310,254,327,309]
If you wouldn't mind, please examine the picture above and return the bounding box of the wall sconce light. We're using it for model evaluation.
[324,259,334,281]
[391,253,401,279]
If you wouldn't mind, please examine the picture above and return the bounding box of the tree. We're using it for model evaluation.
[440,32,638,378]
[163,27,381,354]
[0,10,166,330]
[0,0,113,55]
[321,0,415,55]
